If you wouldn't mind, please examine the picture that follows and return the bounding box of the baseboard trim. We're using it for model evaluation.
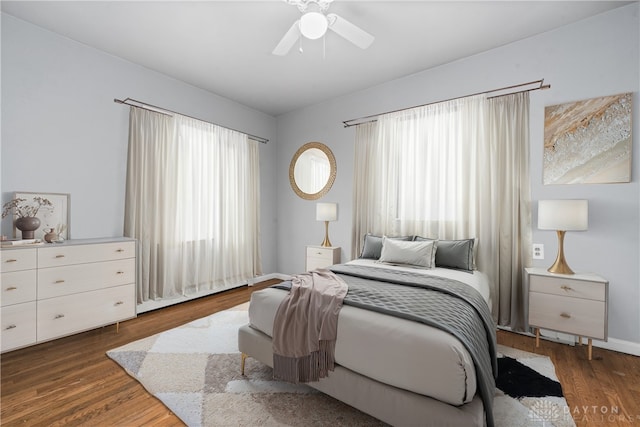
[248,272,290,284]
[137,273,287,314]
[594,337,640,357]
[498,326,640,357]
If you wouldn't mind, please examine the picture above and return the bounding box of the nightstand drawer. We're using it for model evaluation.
[530,275,605,301]
[306,247,334,261]
[306,246,340,271]
[529,292,606,339]
[307,258,331,271]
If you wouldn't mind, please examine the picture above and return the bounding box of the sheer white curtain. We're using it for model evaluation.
[352,93,531,328]
[486,93,532,329]
[125,107,262,302]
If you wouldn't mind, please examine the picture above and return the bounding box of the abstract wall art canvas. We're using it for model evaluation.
[543,92,632,185]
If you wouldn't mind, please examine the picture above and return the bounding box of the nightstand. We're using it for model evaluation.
[306,246,340,271]
[525,267,608,360]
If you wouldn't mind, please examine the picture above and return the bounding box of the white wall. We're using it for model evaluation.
[276,4,640,346]
[1,13,279,274]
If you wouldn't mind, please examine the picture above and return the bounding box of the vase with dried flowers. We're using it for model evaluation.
[2,197,54,239]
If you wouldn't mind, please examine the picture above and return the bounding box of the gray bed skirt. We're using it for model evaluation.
[238,324,486,427]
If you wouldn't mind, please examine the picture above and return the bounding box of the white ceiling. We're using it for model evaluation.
[1,1,631,116]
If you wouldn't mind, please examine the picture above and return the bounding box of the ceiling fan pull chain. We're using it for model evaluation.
[323,34,326,60]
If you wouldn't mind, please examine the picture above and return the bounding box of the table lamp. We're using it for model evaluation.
[538,199,588,275]
[316,202,337,247]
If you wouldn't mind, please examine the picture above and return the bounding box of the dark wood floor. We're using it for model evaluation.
[2,281,639,426]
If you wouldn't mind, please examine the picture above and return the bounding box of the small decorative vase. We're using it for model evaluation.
[15,217,41,240]
[44,228,57,243]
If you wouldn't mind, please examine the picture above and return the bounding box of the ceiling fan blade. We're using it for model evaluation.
[327,13,374,49]
[272,20,301,56]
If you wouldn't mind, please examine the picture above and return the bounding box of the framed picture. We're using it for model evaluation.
[12,192,70,240]
[543,93,632,185]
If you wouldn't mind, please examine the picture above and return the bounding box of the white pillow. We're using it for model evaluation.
[378,237,437,268]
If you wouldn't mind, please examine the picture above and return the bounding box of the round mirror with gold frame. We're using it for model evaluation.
[289,142,337,200]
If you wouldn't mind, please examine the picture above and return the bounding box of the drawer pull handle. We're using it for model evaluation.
[55,255,65,259]
[5,324,17,330]
[115,301,124,306]
[560,285,573,291]
[116,271,125,275]
[55,280,65,284]
[54,314,65,319]
[5,259,18,263]
[560,313,571,319]
[6,286,17,291]
[116,249,125,253]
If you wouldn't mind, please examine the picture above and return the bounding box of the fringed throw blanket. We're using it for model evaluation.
[272,269,348,383]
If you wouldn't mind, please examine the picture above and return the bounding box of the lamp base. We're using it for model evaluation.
[320,221,332,247]
[547,230,575,275]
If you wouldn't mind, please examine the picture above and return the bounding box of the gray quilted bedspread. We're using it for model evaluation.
[328,263,497,427]
[273,263,497,427]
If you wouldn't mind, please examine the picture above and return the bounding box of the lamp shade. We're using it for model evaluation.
[316,202,337,221]
[538,199,588,231]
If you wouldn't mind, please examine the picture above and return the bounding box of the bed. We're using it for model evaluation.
[238,236,497,426]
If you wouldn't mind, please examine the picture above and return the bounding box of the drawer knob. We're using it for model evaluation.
[116,249,125,253]
[54,314,65,319]
[115,301,124,306]
[55,255,65,259]
[55,280,65,284]
[560,285,573,291]
[6,286,17,291]
[5,324,17,330]
[560,313,571,319]
[5,259,18,263]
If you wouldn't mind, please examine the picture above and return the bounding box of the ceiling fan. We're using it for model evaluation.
[273,0,375,56]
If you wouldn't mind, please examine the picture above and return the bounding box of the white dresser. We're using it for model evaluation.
[305,245,341,271]
[1,238,137,352]
[525,267,608,360]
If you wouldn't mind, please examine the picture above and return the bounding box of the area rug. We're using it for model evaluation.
[107,303,576,427]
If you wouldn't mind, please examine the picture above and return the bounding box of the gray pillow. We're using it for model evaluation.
[360,234,412,259]
[414,236,475,271]
[378,238,436,268]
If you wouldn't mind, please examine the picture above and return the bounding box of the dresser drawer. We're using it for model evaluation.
[37,284,136,342]
[1,270,37,306]
[529,292,606,340]
[38,241,135,268]
[1,248,37,273]
[38,258,135,299]
[1,301,37,352]
[530,274,605,301]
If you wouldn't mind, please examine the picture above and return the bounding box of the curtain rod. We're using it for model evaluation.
[342,78,550,128]
[114,97,269,144]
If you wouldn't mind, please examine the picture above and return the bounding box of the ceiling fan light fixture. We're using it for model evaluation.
[300,11,328,39]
